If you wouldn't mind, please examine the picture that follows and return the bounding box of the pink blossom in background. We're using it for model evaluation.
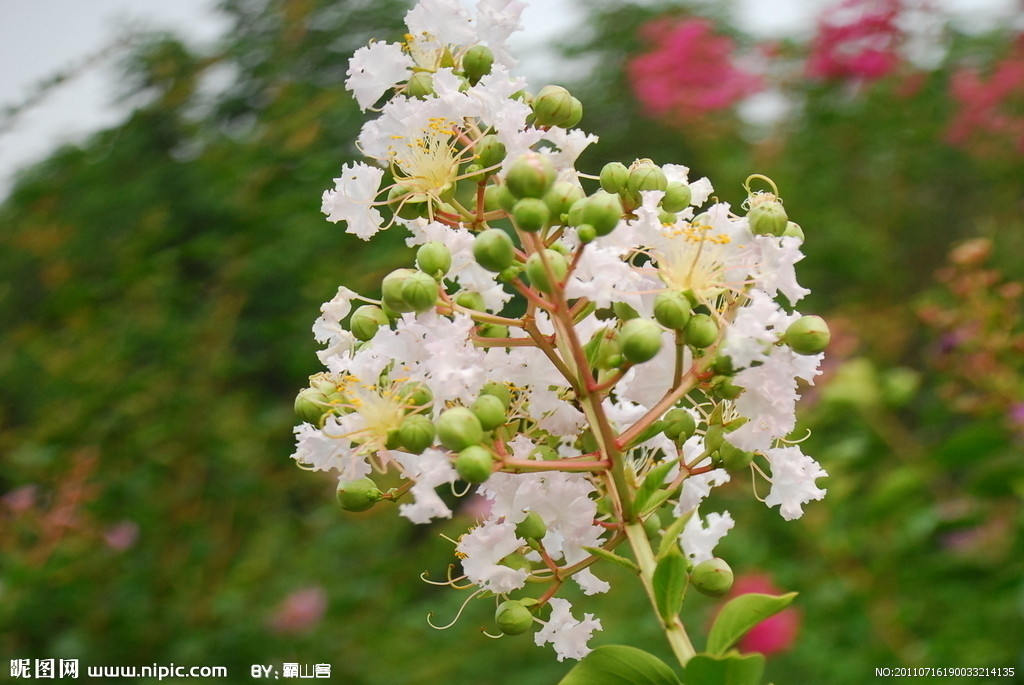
[806,0,906,81]
[627,17,762,124]
[729,573,800,655]
[267,586,328,634]
[103,520,139,551]
[947,34,1024,157]
[2,484,38,514]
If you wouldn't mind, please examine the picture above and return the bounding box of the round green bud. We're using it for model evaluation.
[582,191,624,237]
[719,442,754,471]
[512,197,550,233]
[401,270,440,313]
[471,393,507,430]
[416,241,452,279]
[691,557,735,597]
[455,445,494,483]
[336,477,382,512]
[658,209,677,225]
[384,428,402,450]
[381,268,418,313]
[406,71,436,99]
[662,181,693,213]
[543,181,585,220]
[501,553,533,573]
[505,153,556,199]
[436,407,484,451]
[398,414,436,454]
[619,318,664,364]
[711,354,735,376]
[454,290,486,311]
[525,249,568,293]
[782,221,804,242]
[563,97,583,128]
[653,291,692,330]
[476,134,506,170]
[350,304,389,342]
[480,381,512,409]
[386,185,428,220]
[577,224,597,243]
[532,85,577,127]
[462,44,494,83]
[399,382,434,408]
[684,313,719,348]
[497,264,522,283]
[566,197,586,227]
[495,600,534,636]
[462,163,486,183]
[515,511,547,541]
[477,323,509,338]
[482,184,505,213]
[662,408,697,442]
[710,375,743,400]
[785,315,830,355]
[473,228,516,272]
[627,162,668,195]
[599,162,630,194]
[748,200,788,237]
[294,387,329,425]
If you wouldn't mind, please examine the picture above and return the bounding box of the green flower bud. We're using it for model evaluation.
[662,408,697,442]
[476,134,506,170]
[386,185,429,220]
[690,557,734,597]
[436,407,484,451]
[480,381,512,409]
[661,181,693,213]
[512,197,550,233]
[477,323,509,338]
[384,427,402,450]
[563,97,583,128]
[495,600,534,636]
[401,270,440,313]
[295,387,329,425]
[462,44,494,83]
[543,181,585,220]
[566,197,586,227]
[711,354,735,376]
[577,224,597,243]
[710,375,743,400]
[627,162,668,195]
[784,315,830,355]
[502,553,533,573]
[704,423,725,453]
[599,162,629,194]
[525,249,568,293]
[350,304,389,341]
[584,327,621,371]
[532,85,577,127]
[381,268,419,313]
[471,393,507,430]
[619,318,663,364]
[782,221,804,242]
[748,199,788,237]
[684,313,719,348]
[399,382,433,408]
[498,264,522,283]
[653,291,692,330]
[719,442,754,471]
[398,414,436,454]
[505,153,556,199]
[515,511,547,540]
[336,477,382,512]
[454,290,486,311]
[582,191,624,237]
[455,445,494,483]
[658,209,677,225]
[406,71,435,99]
[473,228,516,272]
[612,302,640,321]
[416,241,452,279]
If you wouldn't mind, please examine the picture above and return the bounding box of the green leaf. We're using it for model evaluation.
[652,548,688,620]
[634,459,677,514]
[657,509,693,560]
[558,645,682,685]
[706,593,797,656]
[685,652,766,685]
[582,546,639,573]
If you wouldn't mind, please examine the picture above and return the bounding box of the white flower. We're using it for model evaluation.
[534,598,602,661]
[346,41,414,110]
[746,235,810,304]
[617,330,688,409]
[721,289,799,370]
[321,163,386,239]
[395,448,458,524]
[291,417,372,483]
[674,435,731,513]
[457,521,527,593]
[679,510,735,564]
[574,568,611,596]
[763,445,828,520]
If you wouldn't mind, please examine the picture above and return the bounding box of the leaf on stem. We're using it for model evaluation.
[652,548,688,621]
[706,593,797,656]
[684,652,766,685]
[557,645,682,685]
[582,546,639,573]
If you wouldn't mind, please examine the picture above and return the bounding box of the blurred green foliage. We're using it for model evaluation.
[1,0,1022,683]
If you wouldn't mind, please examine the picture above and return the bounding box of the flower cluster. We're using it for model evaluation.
[806,0,907,82]
[291,0,829,664]
[947,34,1024,158]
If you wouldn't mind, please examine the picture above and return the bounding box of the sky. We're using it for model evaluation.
[0,0,1020,197]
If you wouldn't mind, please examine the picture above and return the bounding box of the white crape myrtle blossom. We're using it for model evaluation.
[289,0,833,669]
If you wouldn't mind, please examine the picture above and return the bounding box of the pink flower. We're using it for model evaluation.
[729,574,800,655]
[103,520,139,551]
[806,0,906,82]
[267,586,328,635]
[627,17,762,125]
[946,35,1024,157]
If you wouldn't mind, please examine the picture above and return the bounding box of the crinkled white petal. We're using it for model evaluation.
[457,520,527,593]
[346,42,414,110]
[573,568,611,596]
[395,448,458,524]
[679,510,735,564]
[534,598,602,662]
[321,163,385,240]
[763,445,828,520]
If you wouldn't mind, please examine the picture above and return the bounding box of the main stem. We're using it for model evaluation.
[624,521,697,668]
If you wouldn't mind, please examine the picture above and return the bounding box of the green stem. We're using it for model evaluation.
[624,521,697,668]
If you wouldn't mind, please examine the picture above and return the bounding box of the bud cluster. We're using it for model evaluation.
[294,0,830,666]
